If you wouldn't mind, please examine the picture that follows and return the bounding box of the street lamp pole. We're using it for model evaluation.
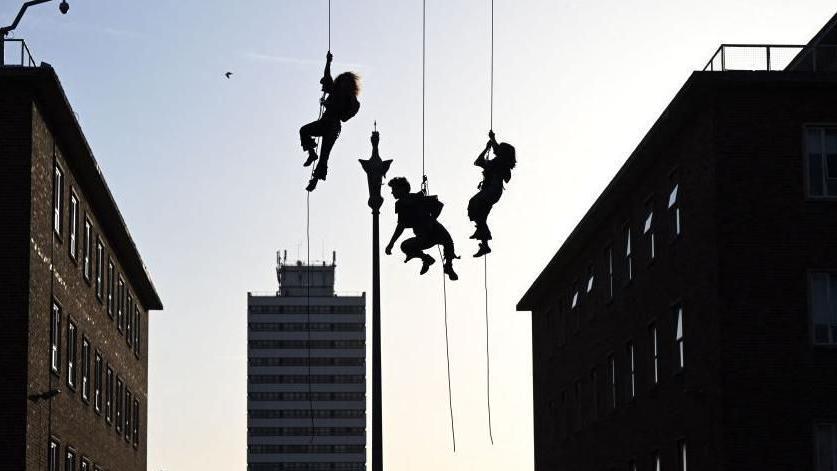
[1,0,70,66]
[359,125,392,471]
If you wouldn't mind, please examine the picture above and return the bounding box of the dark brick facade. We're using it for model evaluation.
[518,70,837,470]
[0,66,162,471]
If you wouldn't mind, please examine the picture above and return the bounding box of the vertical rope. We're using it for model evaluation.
[485,0,496,446]
[484,255,494,444]
[421,0,427,193]
[306,192,315,441]
[490,0,494,131]
[328,0,331,51]
[438,247,456,452]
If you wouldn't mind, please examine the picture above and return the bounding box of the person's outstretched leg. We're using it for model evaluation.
[300,120,327,167]
[307,122,341,192]
[434,223,459,281]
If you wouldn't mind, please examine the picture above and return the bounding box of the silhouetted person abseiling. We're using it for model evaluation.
[385,177,459,281]
[468,130,516,257]
[299,51,361,192]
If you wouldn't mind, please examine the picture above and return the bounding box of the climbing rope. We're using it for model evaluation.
[484,254,494,444]
[419,0,455,451]
[438,246,456,452]
[484,0,496,445]
[305,0,332,442]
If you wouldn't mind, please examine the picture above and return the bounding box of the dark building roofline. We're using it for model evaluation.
[517,70,837,311]
[1,65,163,310]
[516,71,703,311]
[804,10,837,47]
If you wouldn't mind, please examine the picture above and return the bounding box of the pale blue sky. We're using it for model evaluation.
[4,1,835,469]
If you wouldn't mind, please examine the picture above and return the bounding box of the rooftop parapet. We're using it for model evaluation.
[702,44,837,72]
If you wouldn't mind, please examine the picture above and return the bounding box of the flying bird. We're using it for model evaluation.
[225,72,233,79]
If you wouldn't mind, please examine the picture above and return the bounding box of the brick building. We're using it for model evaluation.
[248,252,366,471]
[0,61,163,470]
[517,13,837,471]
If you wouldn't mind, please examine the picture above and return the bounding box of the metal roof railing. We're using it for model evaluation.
[0,38,37,67]
[702,44,837,72]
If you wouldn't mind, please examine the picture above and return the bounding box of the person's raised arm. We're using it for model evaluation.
[474,141,491,167]
[320,51,334,93]
[488,130,500,154]
[385,223,405,255]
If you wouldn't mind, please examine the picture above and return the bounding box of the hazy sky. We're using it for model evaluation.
[4,1,835,469]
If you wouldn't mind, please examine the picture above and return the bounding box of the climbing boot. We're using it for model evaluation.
[443,261,458,281]
[303,149,318,167]
[419,254,436,275]
[305,178,318,192]
[473,243,492,258]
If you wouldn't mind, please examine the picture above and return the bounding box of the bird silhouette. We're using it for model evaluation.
[225,72,233,79]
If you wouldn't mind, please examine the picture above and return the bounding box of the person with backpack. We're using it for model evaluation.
[468,130,517,257]
[299,51,361,192]
[385,177,459,281]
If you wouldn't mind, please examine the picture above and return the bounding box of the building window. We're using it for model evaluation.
[816,423,837,471]
[107,259,115,318]
[810,272,837,345]
[586,267,594,295]
[574,380,582,431]
[126,293,134,347]
[133,399,140,447]
[83,217,92,283]
[571,288,579,309]
[117,276,125,333]
[678,440,688,471]
[53,164,63,237]
[105,366,113,424]
[644,204,655,260]
[669,181,681,238]
[81,337,90,402]
[125,389,132,442]
[654,452,661,471]
[627,341,636,400]
[650,323,659,385]
[67,321,77,390]
[95,239,104,302]
[48,438,60,471]
[134,307,142,357]
[51,302,61,375]
[606,246,614,300]
[115,377,124,433]
[674,305,685,370]
[554,305,567,348]
[69,192,79,259]
[590,368,599,420]
[94,351,103,413]
[80,457,91,471]
[605,355,616,410]
[805,127,837,198]
[625,226,633,282]
[65,448,76,471]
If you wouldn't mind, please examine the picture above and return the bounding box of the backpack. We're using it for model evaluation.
[339,97,360,122]
[421,194,444,220]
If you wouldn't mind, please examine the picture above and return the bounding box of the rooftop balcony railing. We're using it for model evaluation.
[0,38,37,67]
[703,44,837,72]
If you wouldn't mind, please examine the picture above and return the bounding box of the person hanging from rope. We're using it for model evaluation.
[299,51,361,192]
[468,130,517,257]
[385,177,459,281]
